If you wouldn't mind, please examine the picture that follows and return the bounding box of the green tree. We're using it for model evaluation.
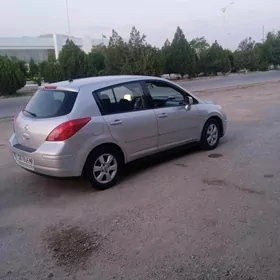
[261,32,280,67]
[160,39,173,74]
[88,48,106,75]
[84,55,97,77]
[105,30,129,75]
[189,37,210,76]
[28,58,39,78]
[0,55,26,95]
[11,57,28,77]
[148,46,162,76]
[220,51,231,74]
[58,39,92,80]
[259,61,269,71]
[187,47,199,78]
[236,37,259,71]
[38,60,49,78]
[167,27,198,77]
[203,41,223,75]
[189,37,209,56]
[169,26,190,76]
[122,26,158,75]
[39,59,62,83]
[232,50,243,71]
[223,49,234,70]
[19,26,280,81]
[124,26,147,74]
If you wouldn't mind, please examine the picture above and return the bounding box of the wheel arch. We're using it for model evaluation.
[202,115,224,138]
[82,142,125,176]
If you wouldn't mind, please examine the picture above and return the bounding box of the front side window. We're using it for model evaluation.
[96,82,148,115]
[145,81,185,108]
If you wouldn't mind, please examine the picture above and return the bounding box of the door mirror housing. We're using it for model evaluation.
[184,96,193,105]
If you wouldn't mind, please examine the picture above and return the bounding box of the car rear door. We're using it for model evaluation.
[95,81,158,161]
[144,80,200,149]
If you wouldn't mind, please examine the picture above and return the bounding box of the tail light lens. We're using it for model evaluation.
[46,117,91,141]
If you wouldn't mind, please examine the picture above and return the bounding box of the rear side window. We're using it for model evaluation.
[23,89,77,118]
[95,82,149,115]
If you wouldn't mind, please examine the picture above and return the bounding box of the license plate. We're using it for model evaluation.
[15,154,34,167]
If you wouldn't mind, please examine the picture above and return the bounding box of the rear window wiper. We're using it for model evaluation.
[23,109,37,117]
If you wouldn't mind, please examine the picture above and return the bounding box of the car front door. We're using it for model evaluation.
[144,80,200,149]
[95,82,158,161]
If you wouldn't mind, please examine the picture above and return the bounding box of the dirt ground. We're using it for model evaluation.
[1,81,280,280]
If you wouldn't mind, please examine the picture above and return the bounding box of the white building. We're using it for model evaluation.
[0,33,107,63]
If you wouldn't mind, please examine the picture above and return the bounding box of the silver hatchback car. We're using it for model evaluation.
[9,75,227,190]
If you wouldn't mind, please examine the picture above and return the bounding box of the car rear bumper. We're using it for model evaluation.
[9,134,79,177]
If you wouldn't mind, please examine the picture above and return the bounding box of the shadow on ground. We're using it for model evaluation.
[1,137,230,214]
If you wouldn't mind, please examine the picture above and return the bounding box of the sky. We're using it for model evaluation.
[0,0,279,50]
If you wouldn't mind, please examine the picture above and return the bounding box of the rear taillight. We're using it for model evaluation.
[13,114,18,132]
[46,117,91,141]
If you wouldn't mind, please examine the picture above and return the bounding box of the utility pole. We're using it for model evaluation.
[65,0,71,38]
[262,26,265,43]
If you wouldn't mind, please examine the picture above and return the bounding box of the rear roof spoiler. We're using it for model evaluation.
[39,85,78,93]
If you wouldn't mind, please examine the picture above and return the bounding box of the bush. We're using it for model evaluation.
[29,58,39,78]
[39,60,62,83]
[98,69,106,76]
[259,61,269,71]
[59,39,90,79]
[11,57,28,77]
[0,55,26,95]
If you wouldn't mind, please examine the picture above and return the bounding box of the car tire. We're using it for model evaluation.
[85,146,123,190]
[199,118,221,150]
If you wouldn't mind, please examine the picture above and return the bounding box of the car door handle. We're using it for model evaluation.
[110,120,123,125]
[158,113,168,118]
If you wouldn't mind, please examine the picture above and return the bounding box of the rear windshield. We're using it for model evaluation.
[23,89,77,118]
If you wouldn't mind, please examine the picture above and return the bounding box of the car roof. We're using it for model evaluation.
[50,75,166,91]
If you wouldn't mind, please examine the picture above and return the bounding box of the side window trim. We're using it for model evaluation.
[111,88,118,103]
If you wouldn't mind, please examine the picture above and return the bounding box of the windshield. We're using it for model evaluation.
[23,89,77,118]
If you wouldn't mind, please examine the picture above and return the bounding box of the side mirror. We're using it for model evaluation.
[185,96,193,105]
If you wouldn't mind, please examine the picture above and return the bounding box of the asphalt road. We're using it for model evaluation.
[179,70,280,91]
[0,71,279,119]
[1,81,280,279]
